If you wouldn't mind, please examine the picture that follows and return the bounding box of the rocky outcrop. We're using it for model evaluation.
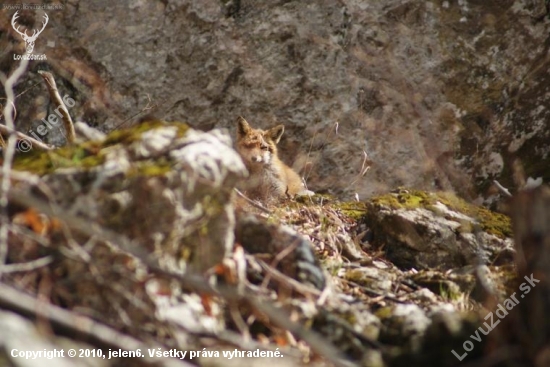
[13,120,247,274]
[2,1,549,201]
[6,121,248,344]
[235,214,326,290]
[266,190,518,366]
[1,115,530,367]
[364,189,514,270]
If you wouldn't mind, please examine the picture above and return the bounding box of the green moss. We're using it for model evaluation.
[295,193,334,205]
[438,281,463,302]
[340,310,357,326]
[368,189,512,239]
[489,264,518,297]
[369,189,432,210]
[334,201,368,221]
[344,269,366,283]
[202,194,226,217]
[102,120,188,147]
[13,145,105,175]
[127,159,173,177]
[436,192,512,238]
[374,306,394,320]
[12,120,189,176]
[411,270,469,301]
[321,258,343,276]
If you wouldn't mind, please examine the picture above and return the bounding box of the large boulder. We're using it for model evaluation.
[13,120,247,273]
[364,189,514,270]
[3,1,550,201]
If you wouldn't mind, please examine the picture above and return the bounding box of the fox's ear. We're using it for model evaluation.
[237,116,251,137]
[267,125,284,144]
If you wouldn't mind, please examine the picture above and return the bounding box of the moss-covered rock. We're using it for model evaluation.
[12,121,246,275]
[364,189,514,270]
[11,120,189,176]
[369,189,511,238]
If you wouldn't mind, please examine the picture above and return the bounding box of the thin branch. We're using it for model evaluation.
[0,98,18,124]
[260,240,300,290]
[493,180,513,198]
[0,283,193,367]
[0,123,54,151]
[234,188,272,214]
[38,71,76,144]
[0,256,53,273]
[247,297,354,367]
[304,121,340,184]
[254,256,322,298]
[0,57,29,276]
[112,93,158,130]
[348,150,371,188]
[8,223,52,248]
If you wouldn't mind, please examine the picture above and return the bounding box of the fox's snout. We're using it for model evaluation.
[249,150,271,164]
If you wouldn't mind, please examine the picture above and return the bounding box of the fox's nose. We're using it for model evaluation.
[252,155,262,162]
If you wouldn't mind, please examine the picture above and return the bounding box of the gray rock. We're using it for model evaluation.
[365,191,514,270]
[5,0,550,200]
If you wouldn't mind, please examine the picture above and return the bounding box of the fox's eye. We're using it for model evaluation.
[261,145,269,151]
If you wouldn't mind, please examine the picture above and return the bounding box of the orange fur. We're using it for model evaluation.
[235,116,306,201]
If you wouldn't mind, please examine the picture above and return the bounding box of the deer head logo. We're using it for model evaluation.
[11,11,49,54]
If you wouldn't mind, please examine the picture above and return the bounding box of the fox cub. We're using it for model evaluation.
[235,116,310,201]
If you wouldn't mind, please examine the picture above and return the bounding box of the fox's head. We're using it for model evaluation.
[236,116,284,166]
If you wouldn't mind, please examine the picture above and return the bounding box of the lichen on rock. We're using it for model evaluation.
[364,189,514,270]
[12,120,247,275]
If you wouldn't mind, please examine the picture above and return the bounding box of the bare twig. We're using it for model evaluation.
[0,256,53,273]
[0,98,17,123]
[260,239,300,290]
[0,84,53,151]
[8,223,52,248]
[246,297,354,367]
[304,121,340,184]
[493,180,513,198]
[254,256,322,298]
[234,188,272,214]
[38,71,76,144]
[348,150,371,188]
[0,57,29,276]
[113,93,158,130]
[341,278,405,304]
[0,123,54,151]
[0,283,193,367]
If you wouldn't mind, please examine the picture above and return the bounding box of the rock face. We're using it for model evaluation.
[364,190,514,270]
[235,214,326,290]
[2,1,549,200]
[12,121,247,274]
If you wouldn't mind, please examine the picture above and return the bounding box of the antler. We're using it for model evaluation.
[11,11,28,39]
[32,13,49,40]
[11,11,49,41]
[28,13,49,40]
